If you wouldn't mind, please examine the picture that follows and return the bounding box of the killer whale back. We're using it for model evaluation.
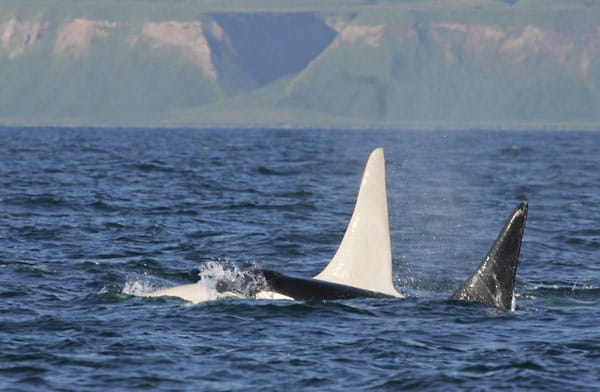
[142,147,401,303]
[451,202,528,310]
[314,148,402,298]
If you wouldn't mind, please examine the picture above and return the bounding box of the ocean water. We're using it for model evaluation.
[0,127,599,391]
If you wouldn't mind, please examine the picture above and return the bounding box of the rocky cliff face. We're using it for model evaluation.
[134,21,217,81]
[426,23,600,78]
[54,19,117,58]
[1,18,47,59]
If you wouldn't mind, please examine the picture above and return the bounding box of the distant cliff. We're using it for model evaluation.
[1,0,599,129]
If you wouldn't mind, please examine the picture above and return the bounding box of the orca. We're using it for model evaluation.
[141,148,401,302]
[451,202,528,310]
[139,148,527,310]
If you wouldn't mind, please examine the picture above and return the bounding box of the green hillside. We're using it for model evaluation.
[1,0,599,129]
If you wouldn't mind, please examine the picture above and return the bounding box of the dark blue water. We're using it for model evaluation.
[1,128,599,391]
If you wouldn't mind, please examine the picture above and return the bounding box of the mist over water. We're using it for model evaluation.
[1,128,599,390]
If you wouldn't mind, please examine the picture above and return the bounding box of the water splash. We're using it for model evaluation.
[196,261,267,297]
[121,260,269,300]
[121,279,160,296]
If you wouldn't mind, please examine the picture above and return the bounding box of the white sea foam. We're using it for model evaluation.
[196,260,242,286]
[122,260,267,300]
[195,260,266,297]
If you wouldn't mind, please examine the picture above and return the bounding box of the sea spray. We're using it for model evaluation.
[197,261,268,297]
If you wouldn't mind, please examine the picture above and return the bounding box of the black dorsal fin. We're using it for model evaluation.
[451,202,528,310]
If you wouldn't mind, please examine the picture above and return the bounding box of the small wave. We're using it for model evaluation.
[522,281,600,303]
[255,166,304,176]
[3,194,75,210]
[10,225,61,241]
[134,161,176,173]
[88,200,120,212]
[187,230,227,240]
[221,200,316,213]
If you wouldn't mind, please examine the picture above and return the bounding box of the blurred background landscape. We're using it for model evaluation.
[1,0,599,129]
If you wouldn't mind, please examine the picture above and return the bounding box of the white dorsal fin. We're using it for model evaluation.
[314,148,402,297]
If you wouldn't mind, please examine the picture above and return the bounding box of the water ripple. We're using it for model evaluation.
[0,128,599,391]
